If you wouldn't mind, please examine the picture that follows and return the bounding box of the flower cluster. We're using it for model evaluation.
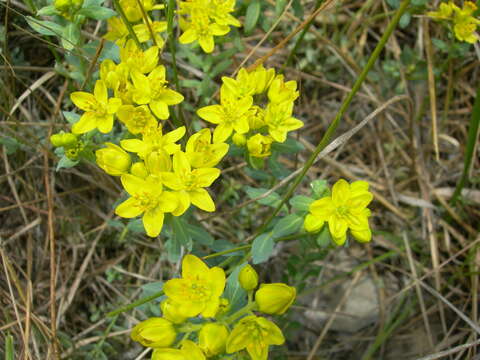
[50,40,229,237]
[178,0,240,53]
[304,179,374,245]
[428,1,480,43]
[104,0,166,47]
[197,66,303,158]
[53,0,84,20]
[130,255,296,360]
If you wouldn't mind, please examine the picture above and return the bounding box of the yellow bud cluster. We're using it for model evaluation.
[428,1,480,43]
[130,255,296,360]
[197,66,303,159]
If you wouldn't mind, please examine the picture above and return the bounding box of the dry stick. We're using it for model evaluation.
[80,39,105,91]
[415,339,480,360]
[403,232,434,349]
[423,17,439,161]
[306,272,362,360]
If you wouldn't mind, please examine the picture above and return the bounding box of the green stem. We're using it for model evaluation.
[224,301,257,325]
[249,0,412,247]
[112,0,143,49]
[165,0,187,132]
[450,82,480,205]
[106,290,164,317]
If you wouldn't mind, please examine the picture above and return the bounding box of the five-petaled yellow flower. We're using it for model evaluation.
[185,128,229,168]
[226,315,285,360]
[163,254,226,318]
[71,80,122,134]
[161,151,221,216]
[115,174,177,237]
[304,179,373,245]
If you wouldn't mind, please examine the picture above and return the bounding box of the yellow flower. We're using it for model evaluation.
[131,161,149,178]
[133,19,167,45]
[99,61,134,104]
[247,106,266,130]
[249,65,276,95]
[238,264,258,291]
[197,86,252,143]
[131,66,184,120]
[95,142,131,176]
[161,151,220,215]
[179,11,230,53]
[208,0,241,27]
[221,68,257,99]
[264,102,303,143]
[120,124,185,158]
[226,315,285,360]
[152,340,205,360]
[160,298,188,324]
[255,283,296,315]
[104,17,129,46]
[50,132,77,147]
[454,20,479,43]
[116,105,157,134]
[267,75,299,104]
[115,174,178,237]
[120,39,159,74]
[304,179,373,245]
[130,317,176,348]
[199,323,229,357]
[70,80,122,134]
[427,2,457,20]
[185,128,229,168]
[246,134,273,158]
[164,254,226,318]
[119,0,164,22]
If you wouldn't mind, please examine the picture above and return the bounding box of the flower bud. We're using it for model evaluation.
[50,132,77,147]
[199,323,229,357]
[160,299,188,324]
[95,142,131,176]
[232,133,246,147]
[130,161,149,179]
[131,317,176,348]
[247,134,273,158]
[255,283,296,315]
[239,264,258,291]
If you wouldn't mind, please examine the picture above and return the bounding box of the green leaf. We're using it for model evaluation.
[37,5,58,16]
[412,0,428,5]
[244,0,261,35]
[172,216,193,251]
[127,219,144,233]
[272,214,303,238]
[224,264,247,312]
[78,5,116,19]
[386,0,400,8]
[311,179,328,198]
[63,111,80,124]
[140,281,163,298]
[252,232,274,264]
[315,226,331,248]
[61,23,80,50]
[290,195,314,212]
[245,186,281,207]
[56,156,79,171]
[210,59,233,78]
[25,16,64,36]
[165,237,181,262]
[186,223,214,246]
[275,0,288,17]
[271,137,304,154]
[399,12,411,28]
[5,334,14,360]
[0,136,20,155]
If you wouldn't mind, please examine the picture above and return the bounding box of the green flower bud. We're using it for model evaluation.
[255,283,296,315]
[232,133,246,147]
[50,132,77,147]
[130,317,176,348]
[239,264,258,291]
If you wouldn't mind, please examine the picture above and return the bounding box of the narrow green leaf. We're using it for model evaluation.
[78,5,116,19]
[165,237,181,262]
[26,17,64,36]
[172,216,193,250]
[186,223,214,246]
[224,264,247,312]
[290,195,314,212]
[315,226,331,248]
[252,232,274,264]
[56,156,79,171]
[311,179,328,198]
[37,5,58,16]
[5,334,14,360]
[244,0,261,35]
[272,214,303,238]
[61,23,80,50]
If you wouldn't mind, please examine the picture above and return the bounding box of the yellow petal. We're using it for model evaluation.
[192,168,221,187]
[150,100,170,119]
[331,179,350,205]
[143,207,164,237]
[173,151,191,174]
[197,105,224,124]
[182,254,209,279]
[71,91,96,111]
[94,80,108,104]
[190,188,215,212]
[213,123,233,143]
[328,216,348,240]
[97,115,114,133]
[115,197,143,218]
[208,266,226,297]
[179,28,197,44]
[199,35,214,53]
[304,214,324,233]
[121,174,147,195]
[71,112,97,134]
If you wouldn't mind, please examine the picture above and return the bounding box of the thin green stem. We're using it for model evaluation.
[106,290,164,317]
[224,301,257,325]
[165,0,187,132]
[451,82,480,204]
[249,0,412,248]
[112,0,143,49]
